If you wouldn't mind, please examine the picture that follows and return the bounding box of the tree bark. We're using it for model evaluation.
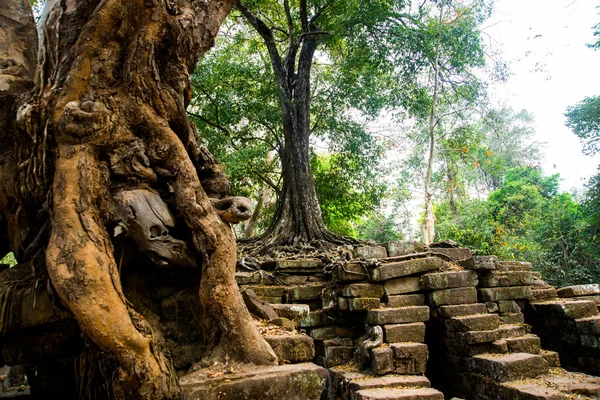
[237,1,352,253]
[0,0,276,398]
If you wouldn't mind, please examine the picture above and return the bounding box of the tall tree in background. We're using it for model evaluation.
[0,0,275,398]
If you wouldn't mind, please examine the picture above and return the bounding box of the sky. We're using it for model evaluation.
[485,0,600,192]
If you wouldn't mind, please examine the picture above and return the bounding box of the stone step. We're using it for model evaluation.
[435,303,488,318]
[497,324,528,339]
[347,374,431,392]
[444,314,501,332]
[264,335,315,364]
[557,284,600,298]
[504,335,541,354]
[530,299,599,320]
[371,343,428,375]
[353,388,444,400]
[366,306,430,325]
[180,362,328,400]
[419,270,478,290]
[500,369,600,399]
[466,352,549,382]
[368,257,445,281]
[271,304,310,321]
[540,350,561,367]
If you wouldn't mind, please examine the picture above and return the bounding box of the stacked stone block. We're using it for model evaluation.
[527,286,600,375]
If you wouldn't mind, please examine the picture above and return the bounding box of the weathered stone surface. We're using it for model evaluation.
[264,335,315,363]
[334,263,370,282]
[461,256,498,271]
[271,304,310,321]
[428,247,472,261]
[505,335,541,354]
[354,388,444,400]
[269,317,296,331]
[466,353,548,382]
[391,343,428,374]
[540,350,561,367]
[384,277,421,296]
[346,374,431,392]
[497,261,532,271]
[310,326,353,341]
[261,296,286,304]
[497,300,522,314]
[428,287,477,306]
[387,294,425,308]
[498,324,527,339]
[348,298,381,312]
[339,297,349,311]
[530,300,599,320]
[447,329,502,344]
[384,241,425,257]
[532,287,558,300]
[235,272,275,285]
[371,347,394,375]
[478,271,533,288]
[576,316,600,334]
[343,283,385,298]
[419,271,477,290]
[499,382,567,400]
[180,363,328,400]
[298,310,329,328]
[445,314,501,332]
[383,323,426,343]
[245,285,288,297]
[491,339,509,354]
[366,306,430,325]
[319,345,355,367]
[276,259,324,273]
[557,284,600,298]
[369,257,444,281]
[242,289,278,320]
[288,285,325,302]
[436,303,488,318]
[478,286,532,302]
[543,372,600,396]
[499,313,525,324]
[355,246,388,260]
[486,302,499,313]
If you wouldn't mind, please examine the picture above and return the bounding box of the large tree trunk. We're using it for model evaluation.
[0,0,276,398]
[237,2,351,253]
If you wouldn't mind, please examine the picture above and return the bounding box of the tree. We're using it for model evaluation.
[0,0,276,398]
[565,96,600,156]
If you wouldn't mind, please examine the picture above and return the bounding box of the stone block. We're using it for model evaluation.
[269,317,296,331]
[497,300,521,314]
[497,261,532,271]
[342,283,385,298]
[264,335,315,363]
[338,297,348,311]
[371,347,394,375]
[309,326,352,341]
[387,294,425,308]
[486,302,499,313]
[540,350,561,367]
[532,287,558,300]
[383,323,426,343]
[504,335,541,354]
[348,298,381,312]
[444,314,501,332]
[288,285,325,302]
[355,245,388,260]
[478,286,532,302]
[242,289,278,320]
[180,363,328,400]
[345,374,430,392]
[276,259,324,273]
[261,296,285,303]
[530,300,599,320]
[391,343,428,374]
[491,339,509,354]
[447,329,501,344]
[334,263,369,282]
[428,287,477,306]
[419,270,477,290]
[320,346,355,367]
[499,313,525,324]
[576,316,600,334]
[557,284,600,298]
[436,303,488,318]
[499,382,567,400]
[369,257,444,281]
[354,388,444,400]
[497,324,527,339]
[247,285,288,297]
[271,304,310,321]
[427,247,472,261]
[461,255,498,271]
[478,271,533,287]
[235,272,274,285]
[384,277,421,295]
[466,353,548,382]
[298,310,329,328]
[384,241,425,257]
[366,306,430,325]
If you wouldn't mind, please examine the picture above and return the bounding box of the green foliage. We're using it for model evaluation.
[436,166,600,286]
[565,96,600,155]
